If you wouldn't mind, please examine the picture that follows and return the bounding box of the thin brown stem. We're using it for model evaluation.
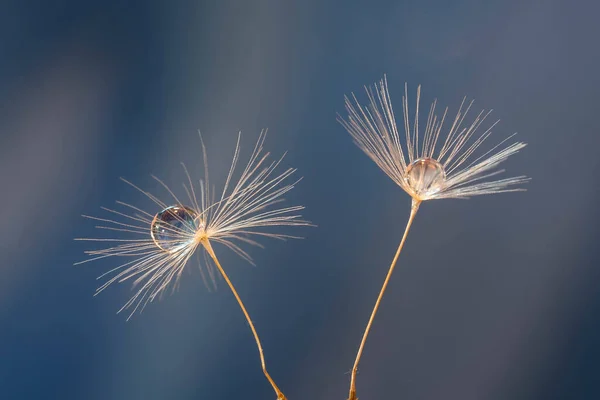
[202,239,286,400]
[348,199,421,400]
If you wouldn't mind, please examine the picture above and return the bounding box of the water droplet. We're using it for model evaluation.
[405,157,446,199]
[150,205,201,252]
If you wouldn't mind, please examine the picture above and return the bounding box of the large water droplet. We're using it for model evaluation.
[405,157,446,199]
[150,205,200,252]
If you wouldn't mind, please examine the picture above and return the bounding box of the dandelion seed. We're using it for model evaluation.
[76,130,309,400]
[340,76,528,203]
[338,76,529,400]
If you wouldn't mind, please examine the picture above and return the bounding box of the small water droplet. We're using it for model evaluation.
[150,205,200,252]
[405,157,446,199]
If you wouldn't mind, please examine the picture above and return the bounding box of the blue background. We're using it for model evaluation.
[1,1,599,399]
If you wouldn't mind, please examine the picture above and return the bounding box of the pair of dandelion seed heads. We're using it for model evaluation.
[79,76,527,315]
[78,76,528,400]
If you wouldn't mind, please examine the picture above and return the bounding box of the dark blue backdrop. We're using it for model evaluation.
[1,1,598,399]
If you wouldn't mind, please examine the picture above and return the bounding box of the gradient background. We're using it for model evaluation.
[1,1,598,399]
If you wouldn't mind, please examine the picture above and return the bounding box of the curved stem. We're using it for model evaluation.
[348,199,421,400]
[202,239,286,400]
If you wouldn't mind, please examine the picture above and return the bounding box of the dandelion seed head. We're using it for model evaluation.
[75,130,310,319]
[338,76,529,202]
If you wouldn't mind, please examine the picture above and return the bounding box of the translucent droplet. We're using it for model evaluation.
[405,157,446,199]
[150,205,200,252]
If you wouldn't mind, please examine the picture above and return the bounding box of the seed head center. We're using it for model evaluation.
[405,157,446,199]
[150,205,202,252]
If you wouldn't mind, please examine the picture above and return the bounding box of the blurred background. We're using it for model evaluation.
[0,0,598,399]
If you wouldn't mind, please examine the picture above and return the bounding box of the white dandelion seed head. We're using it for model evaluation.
[75,130,310,319]
[338,76,529,202]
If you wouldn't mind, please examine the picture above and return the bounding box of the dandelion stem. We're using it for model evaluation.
[201,239,286,400]
[348,198,421,400]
